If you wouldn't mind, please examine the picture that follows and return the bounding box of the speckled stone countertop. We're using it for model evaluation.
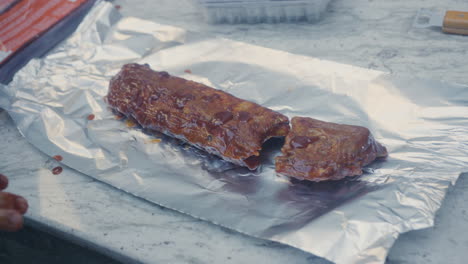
[1,0,467,263]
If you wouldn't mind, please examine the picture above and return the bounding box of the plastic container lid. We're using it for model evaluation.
[197,0,331,24]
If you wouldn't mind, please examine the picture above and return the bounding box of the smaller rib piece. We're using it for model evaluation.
[275,117,388,181]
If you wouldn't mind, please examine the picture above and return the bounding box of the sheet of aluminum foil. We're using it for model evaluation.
[1,2,467,264]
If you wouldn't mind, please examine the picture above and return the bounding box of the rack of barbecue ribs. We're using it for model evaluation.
[275,117,388,181]
[106,63,290,170]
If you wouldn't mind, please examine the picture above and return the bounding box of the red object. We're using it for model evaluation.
[87,114,95,120]
[0,0,18,14]
[0,0,95,84]
[0,0,89,66]
[52,166,63,175]
[53,155,63,162]
[184,69,192,74]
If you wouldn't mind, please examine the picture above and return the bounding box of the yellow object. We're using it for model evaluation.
[443,11,468,35]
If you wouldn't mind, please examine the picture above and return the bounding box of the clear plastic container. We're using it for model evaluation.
[197,0,331,24]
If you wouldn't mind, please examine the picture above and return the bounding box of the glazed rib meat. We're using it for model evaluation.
[275,117,388,181]
[107,63,290,170]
